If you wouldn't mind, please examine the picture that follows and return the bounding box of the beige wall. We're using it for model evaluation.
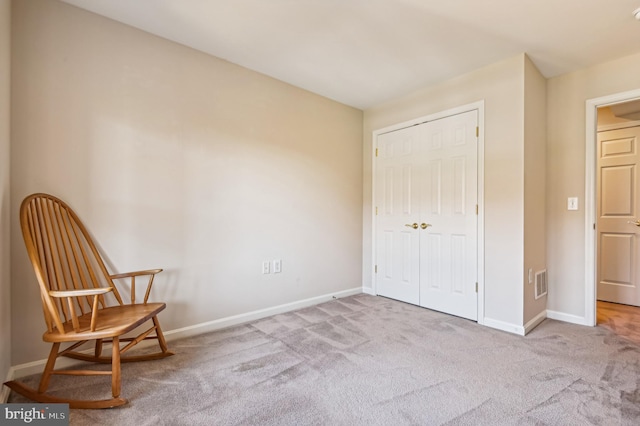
[0,0,11,386]
[523,56,547,325]
[363,55,527,330]
[547,51,640,319]
[11,0,363,364]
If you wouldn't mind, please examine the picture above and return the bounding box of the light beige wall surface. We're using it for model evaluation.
[363,55,526,329]
[0,0,11,384]
[11,0,363,364]
[547,51,640,319]
[523,56,547,325]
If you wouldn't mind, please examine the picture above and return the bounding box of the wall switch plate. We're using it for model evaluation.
[567,197,578,211]
[273,259,281,273]
[262,261,270,274]
[528,268,533,284]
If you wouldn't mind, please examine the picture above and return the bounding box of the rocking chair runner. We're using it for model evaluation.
[3,193,174,409]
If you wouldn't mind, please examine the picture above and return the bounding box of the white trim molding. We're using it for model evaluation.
[2,366,14,403]
[483,317,525,336]
[547,310,590,326]
[585,89,640,327]
[162,287,362,341]
[361,286,375,296]
[523,310,547,335]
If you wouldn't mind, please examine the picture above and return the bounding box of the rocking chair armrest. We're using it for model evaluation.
[109,269,163,279]
[49,288,113,298]
[48,288,113,333]
[109,269,163,305]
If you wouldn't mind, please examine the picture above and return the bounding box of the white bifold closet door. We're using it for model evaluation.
[375,110,478,321]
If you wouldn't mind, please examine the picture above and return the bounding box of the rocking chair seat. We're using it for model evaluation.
[44,303,167,342]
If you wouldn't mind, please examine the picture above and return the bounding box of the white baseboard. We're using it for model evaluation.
[163,287,362,342]
[482,310,548,336]
[482,317,525,336]
[7,349,94,381]
[524,310,547,335]
[362,287,375,296]
[2,366,15,403]
[8,287,363,381]
[546,310,591,326]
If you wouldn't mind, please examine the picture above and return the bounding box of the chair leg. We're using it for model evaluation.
[38,342,60,393]
[153,316,169,353]
[5,338,128,409]
[63,322,174,365]
[95,339,103,357]
[111,336,121,398]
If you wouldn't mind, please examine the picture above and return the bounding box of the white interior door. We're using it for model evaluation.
[597,125,640,306]
[375,125,421,304]
[419,111,478,320]
[374,110,478,320]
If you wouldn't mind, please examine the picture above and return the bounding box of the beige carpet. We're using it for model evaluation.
[7,294,640,425]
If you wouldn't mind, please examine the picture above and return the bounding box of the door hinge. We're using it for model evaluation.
[375,206,378,215]
[593,223,596,230]
[476,126,479,137]
[475,282,478,293]
[375,265,378,274]
[375,148,379,157]
[475,204,478,215]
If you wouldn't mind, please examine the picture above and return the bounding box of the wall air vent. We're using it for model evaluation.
[535,270,548,299]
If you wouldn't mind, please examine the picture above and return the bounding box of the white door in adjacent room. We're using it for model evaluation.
[375,110,478,320]
[597,124,640,307]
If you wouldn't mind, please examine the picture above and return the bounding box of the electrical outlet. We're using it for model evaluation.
[273,259,282,273]
[262,261,270,274]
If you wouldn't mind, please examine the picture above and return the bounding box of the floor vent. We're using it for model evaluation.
[535,270,548,299]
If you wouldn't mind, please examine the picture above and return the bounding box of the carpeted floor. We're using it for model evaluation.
[7,294,640,425]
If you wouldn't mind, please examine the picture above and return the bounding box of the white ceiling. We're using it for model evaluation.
[60,0,640,109]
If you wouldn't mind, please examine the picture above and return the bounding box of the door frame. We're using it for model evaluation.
[371,100,485,324]
[585,89,640,326]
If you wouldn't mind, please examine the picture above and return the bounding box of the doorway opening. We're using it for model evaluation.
[586,89,640,333]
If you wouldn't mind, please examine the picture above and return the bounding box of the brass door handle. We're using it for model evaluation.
[421,223,432,229]
[628,220,640,227]
[404,223,419,229]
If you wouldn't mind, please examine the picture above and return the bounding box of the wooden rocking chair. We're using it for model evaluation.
[3,193,174,409]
